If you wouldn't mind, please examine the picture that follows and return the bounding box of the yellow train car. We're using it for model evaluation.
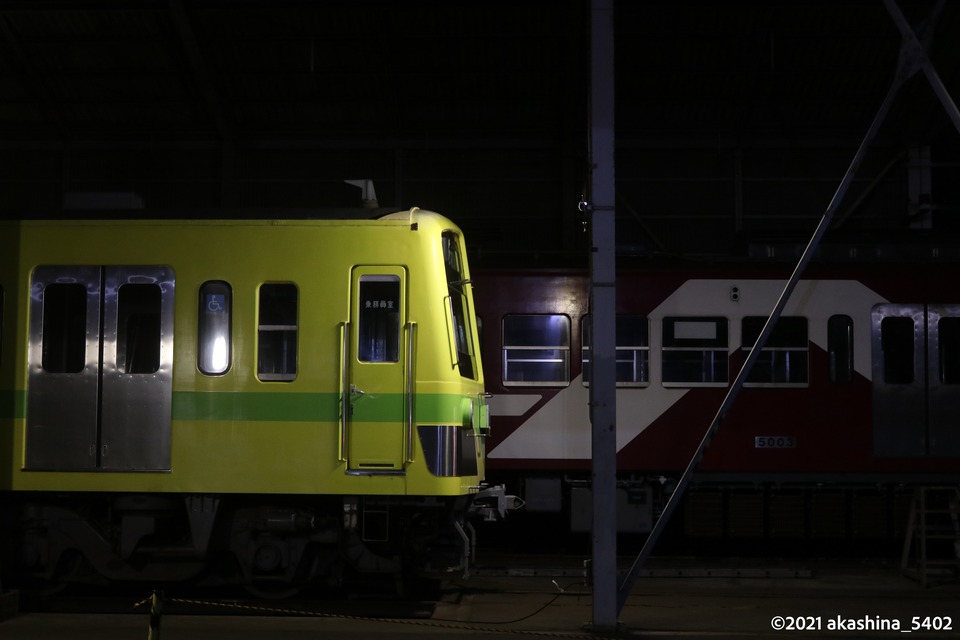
[0,208,503,592]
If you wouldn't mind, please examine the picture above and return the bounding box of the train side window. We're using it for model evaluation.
[257,283,298,381]
[828,315,853,384]
[662,316,728,387]
[582,315,650,387]
[198,281,232,375]
[117,283,162,374]
[880,316,914,384]
[41,282,88,373]
[741,316,808,386]
[502,314,570,386]
[939,317,960,384]
[358,276,400,363]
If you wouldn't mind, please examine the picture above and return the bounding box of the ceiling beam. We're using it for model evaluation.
[166,0,236,206]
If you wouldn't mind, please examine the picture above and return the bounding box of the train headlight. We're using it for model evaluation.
[417,425,479,477]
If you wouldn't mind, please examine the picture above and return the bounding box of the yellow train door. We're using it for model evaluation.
[345,267,408,473]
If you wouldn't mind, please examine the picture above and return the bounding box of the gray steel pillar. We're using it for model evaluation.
[588,0,618,631]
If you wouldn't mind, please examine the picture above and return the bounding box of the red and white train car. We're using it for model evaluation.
[471,264,960,551]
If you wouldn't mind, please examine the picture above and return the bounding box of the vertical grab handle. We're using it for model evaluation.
[405,322,417,463]
[443,296,460,369]
[338,321,350,462]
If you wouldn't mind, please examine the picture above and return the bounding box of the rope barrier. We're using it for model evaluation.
[133,583,609,639]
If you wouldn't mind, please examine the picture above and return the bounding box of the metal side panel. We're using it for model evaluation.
[871,303,926,456]
[927,304,960,455]
[100,266,174,471]
[25,266,102,470]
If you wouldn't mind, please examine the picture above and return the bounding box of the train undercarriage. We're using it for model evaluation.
[1,488,514,597]
[479,471,960,563]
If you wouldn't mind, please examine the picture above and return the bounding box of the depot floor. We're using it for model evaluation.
[2,557,959,638]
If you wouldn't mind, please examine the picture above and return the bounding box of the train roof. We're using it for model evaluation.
[3,207,459,231]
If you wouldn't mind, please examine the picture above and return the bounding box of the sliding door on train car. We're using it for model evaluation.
[872,303,960,456]
[344,267,409,473]
[25,265,174,471]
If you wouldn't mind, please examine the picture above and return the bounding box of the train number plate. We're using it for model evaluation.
[754,436,796,449]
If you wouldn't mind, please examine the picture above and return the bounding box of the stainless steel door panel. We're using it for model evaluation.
[100,266,174,470]
[871,303,926,456]
[927,304,960,455]
[26,266,102,470]
[25,264,174,472]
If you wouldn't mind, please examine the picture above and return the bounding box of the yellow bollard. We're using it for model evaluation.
[147,589,163,640]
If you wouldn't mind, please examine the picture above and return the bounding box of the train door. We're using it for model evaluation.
[345,267,408,473]
[871,303,960,456]
[26,265,174,471]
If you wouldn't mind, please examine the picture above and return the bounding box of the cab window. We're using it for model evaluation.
[443,232,477,379]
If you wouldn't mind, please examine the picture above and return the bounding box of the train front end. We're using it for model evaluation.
[0,209,508,593]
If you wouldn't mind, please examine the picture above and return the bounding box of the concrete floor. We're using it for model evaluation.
[2,558,959,638]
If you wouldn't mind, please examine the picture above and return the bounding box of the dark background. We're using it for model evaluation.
[3,0,960,267]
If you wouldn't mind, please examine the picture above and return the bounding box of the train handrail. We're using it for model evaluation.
[405,321,417,463]
[338,321,350,463]
[443,295,459,371]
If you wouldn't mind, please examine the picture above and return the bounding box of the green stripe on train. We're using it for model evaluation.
[172,391,469,423]
[0,390,468,424]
